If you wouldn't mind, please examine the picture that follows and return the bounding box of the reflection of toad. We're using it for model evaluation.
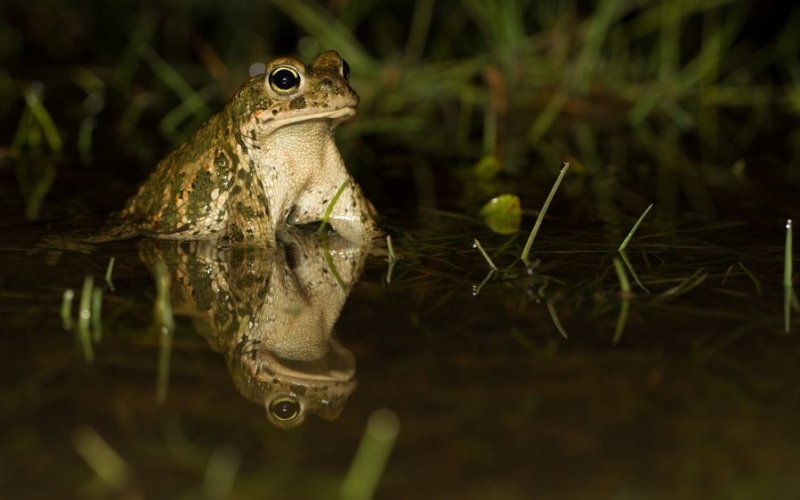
[139,229,369,428]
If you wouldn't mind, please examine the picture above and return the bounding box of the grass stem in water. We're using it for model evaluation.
[339,409,400,500]
[612,258,631,345]
[785,219,794,333]
[521,162,569,266]
[473,238,497,270]
[618,203,653,252]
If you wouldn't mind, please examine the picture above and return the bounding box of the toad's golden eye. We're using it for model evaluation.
[268,67,301,93]
[268,396,301,421]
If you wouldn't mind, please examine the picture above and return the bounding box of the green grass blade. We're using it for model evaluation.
[473,238,498,270]
[317,181,348,235]
[619,203,653,251]
[24,86,62,152]
[619,250,650,294]
[321,235,348,291]
[385,235,396,284]
[545,299,568,339]
[737,261,763,296]
[612,258,631,345]
[61,289,74,330]
[472,270,495,296]
[339,409,400,500]
[105,257,116,292]
[91,287,103,343]
[785,219,793,288]
[521,162,569,266]
[268,0,377,74]
[786,218,794,333]
[153,260,174,405]
[72,427,129,489]
[202,446,241,500]
[78,275,94,363]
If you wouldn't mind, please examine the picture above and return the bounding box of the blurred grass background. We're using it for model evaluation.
[0,0,798,224]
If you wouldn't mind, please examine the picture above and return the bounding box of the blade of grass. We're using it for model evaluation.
[317,181,348,235]
[612,257,631,345]
[473,238,498,270]
[574,0,620,93]
[404,0,435,62]
[10,103,35,153]
[268,0,378,74]
[472,269,495,296]
[521,162,569,266]
[24,85,62,152]
[78,276,95,363]
[61,289,74,330]
[785,218,794,333]
[113,10,158,89]
[21,156,57,220]
[386,235,396,284]
[321,235,348,291]
[139,46,212,139]
[737,261,763,296]
[91,287,103,343]
[339,409,400,500]
[545,299,568,339]
[528,91,567,143]
[74,68,106,164]
[153,260,174,404]
[721,264,734,286]
[657,268,708,300]
[619,203,654,251]
[72,427,129,490]
[202,446,241,500]
[386,235,396,263]
[105,257,116,292]
[619,250,650,294]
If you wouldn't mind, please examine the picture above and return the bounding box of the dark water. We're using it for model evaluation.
[2,156,800,499]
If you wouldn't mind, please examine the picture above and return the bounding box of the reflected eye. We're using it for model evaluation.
[341,59,350,80]
[269,397,301,421]
[269,67,301,93]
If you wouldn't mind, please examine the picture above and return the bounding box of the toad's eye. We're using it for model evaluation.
[341,59,350,80]
[268,397,301,422]
[268,67,301,93]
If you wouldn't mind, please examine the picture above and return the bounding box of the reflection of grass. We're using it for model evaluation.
[72,427,130,495]
[786,219,797,332]
[340,409,400,500]
[62,275,104,363]
[386,206,794,346]
[71,410,398,499]
[153,259,175,405]
[612,257,631,344]
[9,84,62,219]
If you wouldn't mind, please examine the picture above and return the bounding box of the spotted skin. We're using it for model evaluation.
[115,51,377,245]
[137,230,367,428]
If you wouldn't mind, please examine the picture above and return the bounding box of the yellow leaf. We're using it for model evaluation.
[473,155,502,181]
[479,194,521,235]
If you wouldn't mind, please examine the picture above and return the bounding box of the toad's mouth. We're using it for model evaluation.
[258,105,356,128]
[247,350,355,383]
